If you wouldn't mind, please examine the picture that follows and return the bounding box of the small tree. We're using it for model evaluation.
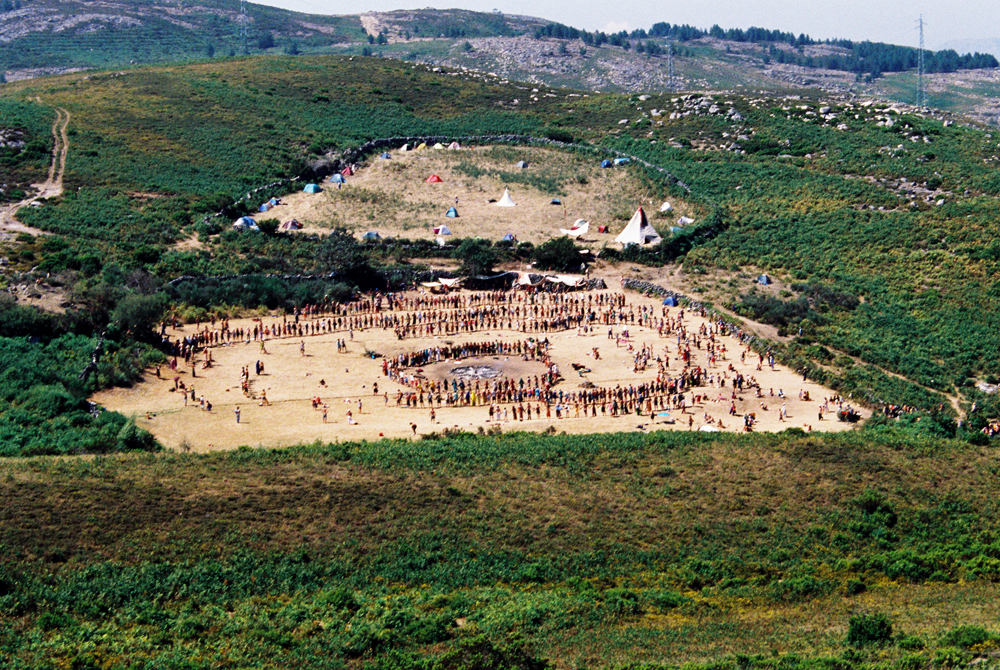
[455,238,497,277]
[533,236,581,272]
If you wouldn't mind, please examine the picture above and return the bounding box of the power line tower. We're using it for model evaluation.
[916,15,926,108]
[239,0,249,54]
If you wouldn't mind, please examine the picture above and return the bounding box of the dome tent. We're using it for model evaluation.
[425,174,444,183]
[446,207,458,218]
[303,183,322,193]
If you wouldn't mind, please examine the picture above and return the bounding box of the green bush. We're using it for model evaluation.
[847,611,894,648]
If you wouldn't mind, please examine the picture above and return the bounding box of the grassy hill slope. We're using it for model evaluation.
[2,430,1000,668]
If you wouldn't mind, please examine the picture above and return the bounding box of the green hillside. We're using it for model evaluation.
[2,52,1000,669]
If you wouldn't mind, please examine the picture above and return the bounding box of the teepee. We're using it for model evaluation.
[496,188,517,207]
[615,207,662,246]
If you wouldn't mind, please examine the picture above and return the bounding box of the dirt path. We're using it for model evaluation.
[0,105,69,239]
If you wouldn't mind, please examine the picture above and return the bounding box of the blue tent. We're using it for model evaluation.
[379,152,392,159]
[550,199,561,205]
[330,174,346,184]
[362,231,381,240]
[600,159,613,168]
[304,183,322,193]
[662,296,680,306]
[446,207,458,218]
[501,233,515,242]
[613,157,630,165]
[757,274,772,285]
[258,203,271,212]
[269,197,280,206]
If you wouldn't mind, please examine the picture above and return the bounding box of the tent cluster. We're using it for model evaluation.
[400,141,462,152]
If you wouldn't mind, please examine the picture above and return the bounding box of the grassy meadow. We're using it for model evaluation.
[2,430,1000,668]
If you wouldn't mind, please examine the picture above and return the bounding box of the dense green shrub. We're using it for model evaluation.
[847,612,894,648]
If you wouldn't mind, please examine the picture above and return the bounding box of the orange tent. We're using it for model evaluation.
[425,174,443,183]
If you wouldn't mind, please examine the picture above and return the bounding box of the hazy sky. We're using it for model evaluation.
[253,0,998,51]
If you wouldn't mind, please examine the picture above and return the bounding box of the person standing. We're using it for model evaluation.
[234,406,241,423]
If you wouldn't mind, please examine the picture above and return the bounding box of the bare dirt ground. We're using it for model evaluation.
[93,281,865,452]
[265,145,699,246]
[0,103,67,240]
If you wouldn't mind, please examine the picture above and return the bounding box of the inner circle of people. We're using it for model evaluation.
[155,281,858,437]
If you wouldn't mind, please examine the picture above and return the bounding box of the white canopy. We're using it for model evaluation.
[496,188,517,207]
[560,219,589,238]
[615,207,662,246]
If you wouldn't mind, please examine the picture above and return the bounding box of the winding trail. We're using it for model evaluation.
[0,104,69,238]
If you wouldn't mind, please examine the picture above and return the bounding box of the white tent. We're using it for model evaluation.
[433,225,452,235]
[659,201,673,212]
[496,188,517,207]
[615,207,662,246]
[432,142,445,149]
[560,219,589,238]
[678,216,695,225]
[439,277,463,288]
[447,141,461,150]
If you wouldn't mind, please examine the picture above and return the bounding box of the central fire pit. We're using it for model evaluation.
[450,364,502,380]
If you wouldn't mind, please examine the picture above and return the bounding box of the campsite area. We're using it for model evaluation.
[94,281,864,451]
[264,145,698,244]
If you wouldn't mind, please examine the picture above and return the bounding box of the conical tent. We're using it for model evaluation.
[433,225,452,235]
[446,207,458,218]
[304,183,322,193]
[614,207,662,246]
[659,201,673,212]
[496,188,517,207]
[425,174,443,183]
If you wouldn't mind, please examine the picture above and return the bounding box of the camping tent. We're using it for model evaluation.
[269,197,280,206]
[303,183,322,193]
[330,173,346,184]
[362,231,381,241]
[433,225,452,236]
[550,199,561,205]
[597,225,608,233]
[560,219,589,238]
[233,216,259,231]
[341,166,353,177]
[662,296,679,306]
[259,203,271,212]
[432,143,445,150]
[677,216,695,225]
[600,159,613,168]
[447,141,461,150]
[614,207,662,246]
[446,207,458,218]
[501,233,515,242]
[613,157,630,165]
[399,143,410,152]
[516,160,528,169]
[757,274,772,285]
[425,174,443,183]
[279,219,302,231]
[379,152,392,159]
[415,142,427,151]
[659,201,673,212]
[496,188,517,207]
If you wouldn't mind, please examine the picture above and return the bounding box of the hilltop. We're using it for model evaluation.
[2,2,999,123]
